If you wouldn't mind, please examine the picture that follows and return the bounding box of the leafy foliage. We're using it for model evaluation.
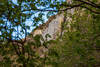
[0,0,100,67]
[45,8,100,67]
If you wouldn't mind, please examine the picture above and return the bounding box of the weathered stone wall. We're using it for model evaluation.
[32,13,64,40]
[29,0,73,40]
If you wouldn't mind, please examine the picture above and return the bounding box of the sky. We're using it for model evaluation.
[11,0,49,39]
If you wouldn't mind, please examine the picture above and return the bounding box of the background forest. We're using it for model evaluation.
[0,0,100,67]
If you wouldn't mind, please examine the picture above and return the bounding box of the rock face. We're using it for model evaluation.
[27,13,65,58]
[25,0,73,58]
[31,13,64,40]
[28,0,73,41]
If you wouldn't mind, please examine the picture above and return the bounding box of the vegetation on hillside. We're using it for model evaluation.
[0,0,100,67]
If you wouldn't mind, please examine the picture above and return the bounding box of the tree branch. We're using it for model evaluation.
[22,3,84,12]
[81,6,100,14]
[22,2,100,14]
[75,0,100,9]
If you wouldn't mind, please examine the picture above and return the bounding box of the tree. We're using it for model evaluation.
[0,0,100,67]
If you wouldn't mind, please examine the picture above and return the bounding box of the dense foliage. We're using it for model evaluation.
[47,10,100,67]
[0,0,100,67]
